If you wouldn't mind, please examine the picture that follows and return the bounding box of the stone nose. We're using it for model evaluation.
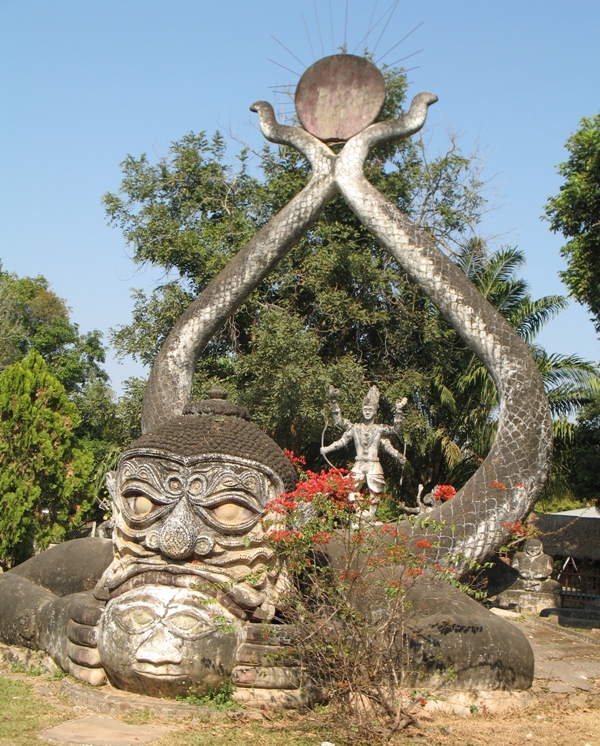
[158,497,199,559]
[135,625,182,665]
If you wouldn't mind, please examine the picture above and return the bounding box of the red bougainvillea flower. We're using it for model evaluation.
[488,480,506,490]
[433,563,455,574]
[432,484,457,501]
[265,495,298,514]
[282,467,357,513]
[267,529,302,544]
[415,539,433,549]
[501,520,526,537]
[311,531,333,544]
[283,449,306,469]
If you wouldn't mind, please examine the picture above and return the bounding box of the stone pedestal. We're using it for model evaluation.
[497,582,562,614]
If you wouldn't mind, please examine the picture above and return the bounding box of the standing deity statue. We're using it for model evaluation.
[321,385,407,517]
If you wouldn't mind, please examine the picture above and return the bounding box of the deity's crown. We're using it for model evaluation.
[362,385,380,410]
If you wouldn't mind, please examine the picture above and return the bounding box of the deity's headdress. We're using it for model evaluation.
[362,385,380,411]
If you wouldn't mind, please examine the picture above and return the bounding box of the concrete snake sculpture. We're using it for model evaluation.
[141,56,552,575]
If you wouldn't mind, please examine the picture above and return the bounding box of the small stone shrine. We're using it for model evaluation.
[497,539,562,614]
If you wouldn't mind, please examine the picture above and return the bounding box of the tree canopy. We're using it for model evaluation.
[545,113,600,335]
[0,264,106,392]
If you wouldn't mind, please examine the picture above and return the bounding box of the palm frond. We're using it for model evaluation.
[514,296,568,342]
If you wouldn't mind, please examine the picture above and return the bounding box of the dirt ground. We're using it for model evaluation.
[2,614,599,746]
[1,668,598,746]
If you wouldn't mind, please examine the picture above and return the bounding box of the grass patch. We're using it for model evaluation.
[175,680,237,711]
[8,662,42,677]
[0,677,68,746]
[155,719,326,746]
[1,669,599,746]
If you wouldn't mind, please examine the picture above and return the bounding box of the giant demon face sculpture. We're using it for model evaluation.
[95,393,297,625]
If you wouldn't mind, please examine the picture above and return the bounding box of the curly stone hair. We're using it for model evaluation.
[124,388,297,492]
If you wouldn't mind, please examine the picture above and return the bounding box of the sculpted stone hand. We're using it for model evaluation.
[49,592,106,686]
[0,571,107,686]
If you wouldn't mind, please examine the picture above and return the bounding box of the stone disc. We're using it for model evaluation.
[295,54,386,142]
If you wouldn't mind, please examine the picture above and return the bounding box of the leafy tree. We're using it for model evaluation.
[0,264,107,393]
[0,270,25,369]
[545,114,600,334]
[569,393,600,506]
[73,375,146,508]
[0,351,94,567]
[104,66,598,505]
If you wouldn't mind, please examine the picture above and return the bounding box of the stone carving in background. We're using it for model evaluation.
[497,538,562,614]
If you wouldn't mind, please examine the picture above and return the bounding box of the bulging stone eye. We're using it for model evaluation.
[212,502,255,525]
[115,606,157,633]
[124,491,154,517]
[134,496,153,516]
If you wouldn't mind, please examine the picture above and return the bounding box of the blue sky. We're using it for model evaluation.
[2,0,599,391]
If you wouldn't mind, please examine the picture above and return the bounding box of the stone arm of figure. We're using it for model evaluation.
[0,574,106,686]
[380,437,406,464]
[393,397,408,435]
[328,385,352,430]
[321,427,354,456]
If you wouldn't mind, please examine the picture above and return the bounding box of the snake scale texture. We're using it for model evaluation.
[141,91,552,575]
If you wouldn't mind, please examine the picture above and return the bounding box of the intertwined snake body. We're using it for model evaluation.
[141,90,552,574]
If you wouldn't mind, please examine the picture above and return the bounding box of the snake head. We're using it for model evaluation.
[250,100,335,173]
[250,101,279,140]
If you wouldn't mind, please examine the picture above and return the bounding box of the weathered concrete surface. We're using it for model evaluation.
[502,614,600,694]
[403,579,535,690]
[38,714,171,745]
[294,54,386,141]
[9,538,113,596]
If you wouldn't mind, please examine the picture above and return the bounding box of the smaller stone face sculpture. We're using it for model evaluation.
[512,538,555,591]
[98,584,241,697]
[497,538,562,614]
[321,386,406,515]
